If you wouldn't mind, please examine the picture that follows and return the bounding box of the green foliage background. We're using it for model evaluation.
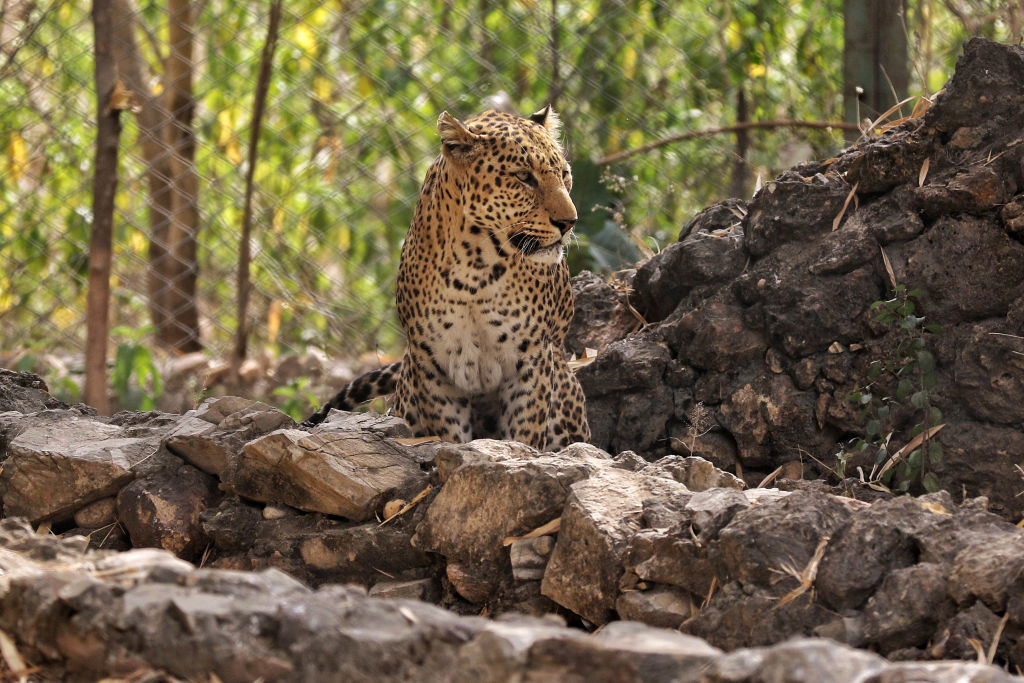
[0,0,1017,365]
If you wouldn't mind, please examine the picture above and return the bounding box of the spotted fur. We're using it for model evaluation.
[304,107,590,450]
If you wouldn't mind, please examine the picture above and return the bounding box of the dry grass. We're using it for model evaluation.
[377,485,432,527]
[772,536,829,610]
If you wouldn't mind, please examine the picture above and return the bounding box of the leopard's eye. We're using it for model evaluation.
[513,170,537,186]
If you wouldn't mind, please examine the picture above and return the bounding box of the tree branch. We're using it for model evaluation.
[595,119,861,166]
[233,0,283,374]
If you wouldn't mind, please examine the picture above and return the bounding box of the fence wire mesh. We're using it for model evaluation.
[0,0,1015,410]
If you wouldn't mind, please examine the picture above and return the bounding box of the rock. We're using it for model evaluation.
[953,324,1024,425]
[297,522,432,586]
[311,409,413,438]
[681,583,834,649]
[541,468,692,624]
[816,496,927,612]
[936,601,1007,664]
[224,429,427,521]
[838,132,933,194]
[577,338,672,397]
[413,442,606,566]
[0,413,161,522]
[567,270,638,356]
[510,535,555,581]
[368,578,436,602]
[743,171,851,257]
[165,395,295,476]
[642,455,744,492]
[685,487,751,540]
[714,491,852,588]
[760,265,880,357]
[633,200,747,322]
[705,638,888,682]
[116,461,219,560]
[0,369,67,414]
[668,428,739,471]
[615,585,691,629]
[923,38,1024,135]
[949,531,1024,611]
[674,301,766,372]
[932,423,1024,519]
[897,215,1024,322]
[862,563,954,652]
[626,527,715,598]
[912,164,1012,218]
[73,496,117,529]
[842,187,925,244]
[718,373,832,467]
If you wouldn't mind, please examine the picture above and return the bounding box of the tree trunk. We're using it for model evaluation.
[108,0,177,349]
[843,0,909,141]
[729,87,750,200]
[158,0,202,352]
[84,0,121,414]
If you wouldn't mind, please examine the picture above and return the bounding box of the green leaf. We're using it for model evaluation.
[930,406,943,424]
[907,448,922,468]
[113,344,135,398]
[877,404,890,420]
[922,472,941,493]
[865,419,881,438]
[896,379,914,401]
[917,350,935,373]
[911,390,928,409]
[924,324,944,334]
[928,442,944,463]
[922,371,937,389]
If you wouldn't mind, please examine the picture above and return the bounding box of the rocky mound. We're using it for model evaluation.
[1,37,1023,682]
[575,37,1024,519]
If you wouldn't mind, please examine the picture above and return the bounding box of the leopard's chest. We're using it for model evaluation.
[429,290,539,395]
[399,239,570,396]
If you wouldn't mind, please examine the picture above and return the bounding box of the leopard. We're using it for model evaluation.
[304,107,590,451]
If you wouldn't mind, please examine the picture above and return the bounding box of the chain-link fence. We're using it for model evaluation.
[1,0,1014,410]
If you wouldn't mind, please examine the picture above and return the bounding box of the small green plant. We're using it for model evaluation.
[110,325,163,411]
[837,285,944,492]
[273,377,320,421]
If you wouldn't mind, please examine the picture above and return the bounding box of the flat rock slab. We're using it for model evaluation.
[165,395,295,476]
[223,429,427,521]
[0,413,161,522]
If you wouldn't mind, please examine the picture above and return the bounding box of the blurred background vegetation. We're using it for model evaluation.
[0,0,1021,413]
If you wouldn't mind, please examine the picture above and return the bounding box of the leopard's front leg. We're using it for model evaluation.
[499,345,556,450]
[395,351,472,442]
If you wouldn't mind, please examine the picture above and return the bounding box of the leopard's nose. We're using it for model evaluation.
[551,217,577,235]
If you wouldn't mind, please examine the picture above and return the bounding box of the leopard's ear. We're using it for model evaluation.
[438,111,481,162]
[529,105,561,136]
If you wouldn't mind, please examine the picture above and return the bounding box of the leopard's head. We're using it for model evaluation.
[437,107,577,265]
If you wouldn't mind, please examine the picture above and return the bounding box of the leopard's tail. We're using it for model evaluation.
[301,361,402,427]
